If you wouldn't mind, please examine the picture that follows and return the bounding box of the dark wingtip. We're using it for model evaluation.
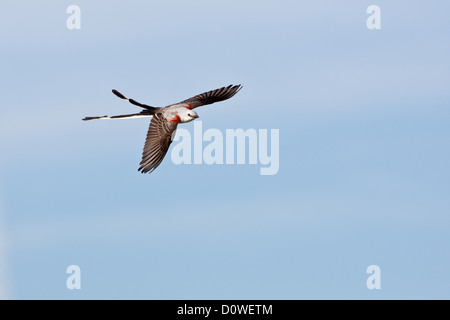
[138,167,149,174]
[138,165,156,174]
[229,84,243,93]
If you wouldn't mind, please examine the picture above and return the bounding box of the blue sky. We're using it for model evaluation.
[1,0,449,299]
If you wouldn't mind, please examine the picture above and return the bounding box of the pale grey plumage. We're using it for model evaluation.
[83,84,243,174]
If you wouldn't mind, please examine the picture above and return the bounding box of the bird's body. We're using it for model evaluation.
[83,84,242,173]
[160,104,197,123]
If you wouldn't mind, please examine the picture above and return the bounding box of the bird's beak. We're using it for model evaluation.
[193,114,199,119]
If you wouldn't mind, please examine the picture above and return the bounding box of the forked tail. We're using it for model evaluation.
[82,110,154,121]
[112,89,157,111]
[82,89,158,121]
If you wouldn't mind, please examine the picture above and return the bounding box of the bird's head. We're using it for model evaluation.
[179,108,199,123]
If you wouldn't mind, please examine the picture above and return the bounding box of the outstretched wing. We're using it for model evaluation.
[138,113,178,174]
[177,84,242,109]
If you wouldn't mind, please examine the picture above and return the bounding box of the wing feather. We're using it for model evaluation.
[138,113,178,174]
[176,84,242,109]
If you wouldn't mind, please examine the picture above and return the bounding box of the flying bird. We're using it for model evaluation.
[83,84,242,174]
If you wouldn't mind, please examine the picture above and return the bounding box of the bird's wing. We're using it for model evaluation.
[176,84,242,109]
[138,113,178,174]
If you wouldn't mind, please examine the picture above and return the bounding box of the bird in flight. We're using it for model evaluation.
[83,84,242,174]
